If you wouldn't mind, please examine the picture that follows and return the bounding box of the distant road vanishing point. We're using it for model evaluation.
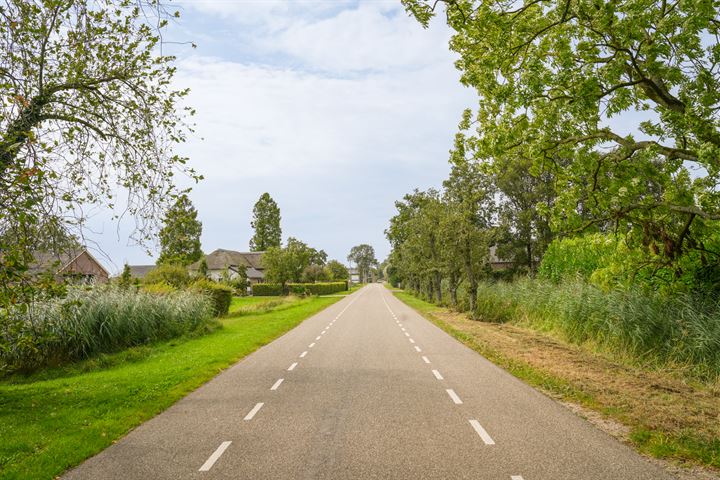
[64,284,671,480]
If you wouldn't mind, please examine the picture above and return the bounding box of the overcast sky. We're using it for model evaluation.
[89,0,476,273]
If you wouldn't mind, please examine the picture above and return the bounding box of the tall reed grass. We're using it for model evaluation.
[0,286,214,373]
[474,278,720,378]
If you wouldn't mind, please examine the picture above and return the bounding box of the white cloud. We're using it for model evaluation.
[89,0,476,270]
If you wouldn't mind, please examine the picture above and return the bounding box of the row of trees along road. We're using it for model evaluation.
[0,0,197,307]
[389,0,720,300]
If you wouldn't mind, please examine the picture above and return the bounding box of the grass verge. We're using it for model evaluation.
[392,290,720,475]
[0,295,343,480]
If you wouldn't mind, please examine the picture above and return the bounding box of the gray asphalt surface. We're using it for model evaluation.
[64,284,674,479]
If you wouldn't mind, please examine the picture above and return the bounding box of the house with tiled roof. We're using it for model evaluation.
[188,249,266,284]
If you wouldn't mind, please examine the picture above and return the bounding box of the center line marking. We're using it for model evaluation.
[414,346,422,352]
[288,362,298,371]
[422,356,430,364]
[300,351,307,358]
[270,378,284,390]
[404,332,410,337]
[511,476,525,480]
[244,403,264,421]
[446,389,463,404]
[309,342,315,348]
[432,369,444,380]
[199,441,232,471]
[315,336,321,340]
[409,338,415,344]
[469,420,496,445]
[401,328,406,331]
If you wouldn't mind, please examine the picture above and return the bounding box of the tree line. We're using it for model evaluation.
[387,0,720,303]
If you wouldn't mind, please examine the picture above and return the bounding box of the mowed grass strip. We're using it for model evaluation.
[392,290,720,472]
[0,295,342,480]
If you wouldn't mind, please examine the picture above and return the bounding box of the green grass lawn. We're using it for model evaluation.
[0,295,343,480]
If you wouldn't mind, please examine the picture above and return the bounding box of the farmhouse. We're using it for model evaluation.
[125,265,155,280]
[189,249,266,284]
[30,248,110,284]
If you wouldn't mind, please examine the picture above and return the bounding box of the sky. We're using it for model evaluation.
[89,0,477,273]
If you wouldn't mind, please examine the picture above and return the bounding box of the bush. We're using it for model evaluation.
[287,282,347,296]
[252,283,284,296]
[538,234,619,283]
[191,279,233,316]
[252,282,347,296]
[0,286,214,373]
[141,281,176,295]
[143,264,190,288]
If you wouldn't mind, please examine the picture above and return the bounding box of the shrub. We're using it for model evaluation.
[0,286,214,373]
[538,234,619,283]
[141,281,176,295]
[191,279,233,316]
[252,283,284,296]
[287,282,347,296]
[143,264,190,288]
[252,282,347,296]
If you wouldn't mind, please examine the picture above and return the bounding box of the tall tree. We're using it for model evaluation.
[325,260,349,281]
[250,193,281,251]
[347,244,378,284]
[262,237,319,289]
[157,194,202,266]
[0,0,196,306]
[403,0,720,275]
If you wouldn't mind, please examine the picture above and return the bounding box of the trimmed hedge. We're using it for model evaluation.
[252,282,347,296]
[191,279,233,316]
[252,283,284,296]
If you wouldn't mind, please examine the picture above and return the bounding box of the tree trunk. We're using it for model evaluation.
[433,271,442,304]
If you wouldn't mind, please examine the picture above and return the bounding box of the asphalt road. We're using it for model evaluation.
[64,284,673,479]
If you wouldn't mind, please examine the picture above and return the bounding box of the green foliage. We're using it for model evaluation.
[141,281,176,295]
[402,0,720,275]
[198,257,209,278]
[249,193,282,251]
[324,260,349,281]
[287,282,347,296]
[252,283,284,296]
[539,234,621,283]
[251,282,347,296]
[143,264,190,288]
[302,264,328,283]
[0,287,213,373]
[347,244,378,283]
[0,1,197,309]
[263,237,324,286]
[157,194,203,266]
[473,278,720,379]
[118,263,132,289]
[191,279,233,316]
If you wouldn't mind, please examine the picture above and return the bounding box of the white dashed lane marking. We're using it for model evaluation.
[446,389,463,404]
[244,403,264,421]
[414,346,422,352]
[470,420,496,445]
[199,441,232,472]
[300,351,307,358]
[309,342,315,348]
[432,369,444,380]
[409,338,415,344]
[288,362,298,371]
[404,332,410,337]
[422,356,430,364]
[270,378,284,391]
[315,336,321,340]
[511,476,525,480]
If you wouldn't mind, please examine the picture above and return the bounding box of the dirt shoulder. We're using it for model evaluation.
[392,291,720,480]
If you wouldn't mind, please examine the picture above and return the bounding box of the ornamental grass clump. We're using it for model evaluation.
[0,286,214,374]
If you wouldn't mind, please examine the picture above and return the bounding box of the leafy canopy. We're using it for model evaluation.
[403,0,720,275]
